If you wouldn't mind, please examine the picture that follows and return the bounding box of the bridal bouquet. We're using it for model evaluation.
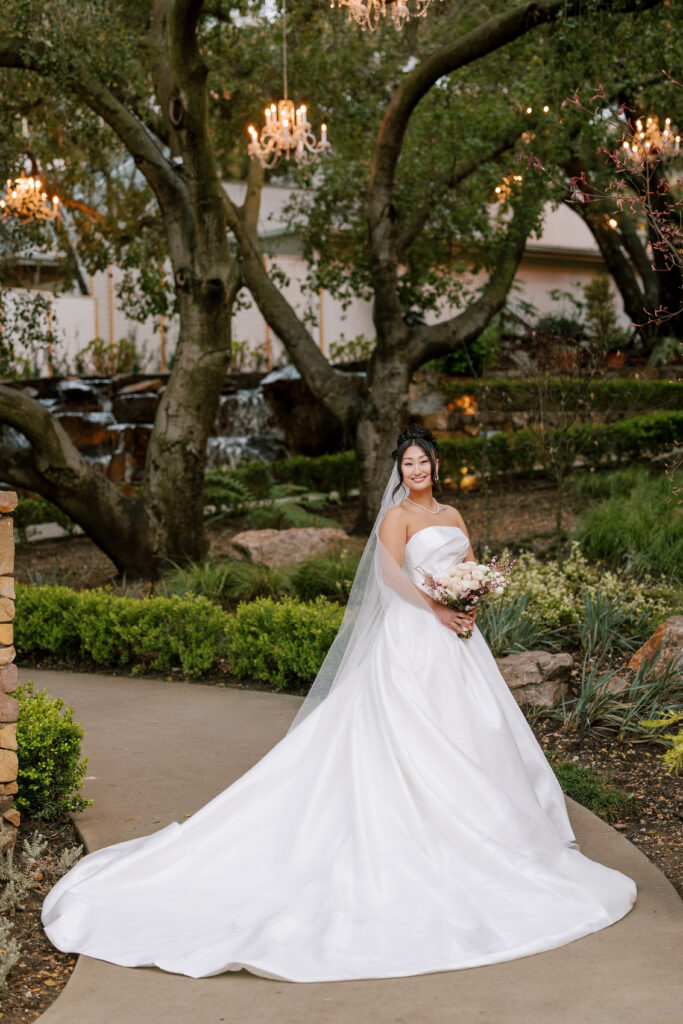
[419,555,516,639]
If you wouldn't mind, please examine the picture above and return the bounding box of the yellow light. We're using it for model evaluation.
[608,217,618,229]
[542,105,550,113]
[526,106,533,114]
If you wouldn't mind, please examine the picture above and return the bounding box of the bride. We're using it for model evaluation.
[42,425,636,983]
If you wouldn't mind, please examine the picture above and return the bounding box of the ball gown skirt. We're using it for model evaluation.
[42,525,636,982]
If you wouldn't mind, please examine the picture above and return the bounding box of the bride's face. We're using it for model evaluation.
[401,445,436,492]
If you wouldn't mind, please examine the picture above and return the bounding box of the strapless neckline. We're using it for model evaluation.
[405,524,466,548]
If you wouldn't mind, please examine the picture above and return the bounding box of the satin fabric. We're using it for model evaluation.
[42,525,636,982]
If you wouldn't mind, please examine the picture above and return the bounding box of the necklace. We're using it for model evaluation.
[402,496,441,515]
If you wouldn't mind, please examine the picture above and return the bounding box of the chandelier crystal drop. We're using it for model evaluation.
[247,0,329,169]
[0,171,59,221]
[330,0,436,33]
[622,115,681,165]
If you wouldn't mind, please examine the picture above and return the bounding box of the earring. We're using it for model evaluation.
[435,471,440,482]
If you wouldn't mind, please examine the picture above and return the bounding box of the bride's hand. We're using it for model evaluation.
[432,603,475,633]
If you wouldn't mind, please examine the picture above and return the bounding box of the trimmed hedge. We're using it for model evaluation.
[14,584,342,687]
[206,410,680,497]
[442,377,682,414]
[226,596,343,689]
[438,410,683,478]
[15,586,231,677]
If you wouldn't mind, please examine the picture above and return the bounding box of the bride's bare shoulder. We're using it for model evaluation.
[439,502,468,530]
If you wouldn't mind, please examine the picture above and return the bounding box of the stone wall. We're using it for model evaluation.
[0,491,19,851]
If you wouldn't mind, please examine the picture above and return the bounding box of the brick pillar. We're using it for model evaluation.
[0,491,19,852]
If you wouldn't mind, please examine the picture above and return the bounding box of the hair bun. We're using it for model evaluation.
[395,424,438,449]
[391,423,439,461]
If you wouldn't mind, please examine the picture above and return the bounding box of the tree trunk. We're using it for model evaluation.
[353,356,411,532]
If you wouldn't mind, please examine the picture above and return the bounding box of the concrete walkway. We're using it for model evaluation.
[26,667,681,1024]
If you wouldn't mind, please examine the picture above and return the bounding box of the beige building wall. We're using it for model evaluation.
[4,186,624,376]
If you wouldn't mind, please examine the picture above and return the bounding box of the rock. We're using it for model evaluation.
[231,527,350,568]
[496,651,574,709]
[0,517,13,575]
[0,664,18,693]
[55,411,115,452]
[3,808,20,828]
[0,624,12,645]
[0,749,18,782]
[0,782,18,795]
[0,822,17,852]
[117,377,164,395]
[0,693,18,721]
[0,724,17,750]
[0,645,16,667]
[55,379,102,412]
[112,392,161,424]
[261,366,358,456]
[0,577,15,599]
[628,616,683,676]
[0,795,13,814]
[0,597,14,621]
[0,492,17,514]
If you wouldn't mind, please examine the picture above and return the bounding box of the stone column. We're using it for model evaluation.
[0,491,19,852]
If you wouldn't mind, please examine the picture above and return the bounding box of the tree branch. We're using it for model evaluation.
[223,196,362,429]
[0,37,188,223]
[410,197,539,366]
[396,121,527,259]
[368,0,664,338]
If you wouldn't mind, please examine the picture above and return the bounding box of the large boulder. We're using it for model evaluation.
[627,616,683,676]
[496,651,574,709]
[230,527,349,568]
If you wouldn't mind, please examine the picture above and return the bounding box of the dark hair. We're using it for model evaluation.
[392,425,439,498]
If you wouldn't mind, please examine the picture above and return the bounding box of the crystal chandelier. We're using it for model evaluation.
[330,0,436,33]
[622,115,681,166]
[247,0,329,169]
[0,171,60,221]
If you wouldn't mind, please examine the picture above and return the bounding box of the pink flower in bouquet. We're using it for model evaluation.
[419,554,516,639]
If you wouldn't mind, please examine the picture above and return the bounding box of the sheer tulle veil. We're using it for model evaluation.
[287,464,432,733]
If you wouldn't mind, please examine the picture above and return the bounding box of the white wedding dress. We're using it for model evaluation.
[42,524,636,982]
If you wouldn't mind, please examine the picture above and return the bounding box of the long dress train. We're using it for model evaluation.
[42,525,636,982]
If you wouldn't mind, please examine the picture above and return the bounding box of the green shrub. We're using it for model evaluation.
[438,410,683,479]
[15,682,92,820]
[547,755,634,822]
[245,501,341,531]
[15,585,230,677]
[160,559,289,608]
[476,594,562,656]
[13,497,77,543]
[506,543,679,631]
[560,649,683,741]
[289,551,361,603]
[441,377,682,415]
[271,452,358,498]
[640,709,683,774]
[574,470,683,581]
[226,596,343,689]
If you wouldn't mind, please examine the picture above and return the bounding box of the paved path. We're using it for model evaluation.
[26,667,681,1024]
